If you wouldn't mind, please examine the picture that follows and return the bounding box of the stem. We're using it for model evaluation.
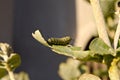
[90,0,111,47]
[114,6,120,50]
[8,70,15,80]
[5,63,15,80]
[114,16,120,50]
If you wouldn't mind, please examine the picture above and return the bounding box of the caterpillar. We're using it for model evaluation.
[47,36,71,46]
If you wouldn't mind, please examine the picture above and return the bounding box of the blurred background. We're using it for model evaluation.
[0,0,76,80]
[2,0,112,79]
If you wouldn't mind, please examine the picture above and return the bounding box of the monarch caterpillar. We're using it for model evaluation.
[47,36,71,46]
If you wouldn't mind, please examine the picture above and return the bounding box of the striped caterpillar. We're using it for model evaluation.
[47,36,71,46]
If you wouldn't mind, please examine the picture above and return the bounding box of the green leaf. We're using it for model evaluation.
[52,45,82,55]
[7,54,21,71]
[52,45,103,62]
[79,73,101,80]
[89,38,115,56]
[68,46,81,51]
[0,68,7,79]
[52,45,89,59]
[32,30,50,47]
[0,61,7,79]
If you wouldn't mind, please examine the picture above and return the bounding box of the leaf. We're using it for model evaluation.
[58,58,81,80]
[32,31,103,62]
[79,73,101,80]
[32,30,50,47]
[0,68,7,79]
[52,45,89,59]
[52,45,103,62]
[0,59,7,79]
[7,54,21,71]
[68,46,81,51]
[89,38,115,56]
